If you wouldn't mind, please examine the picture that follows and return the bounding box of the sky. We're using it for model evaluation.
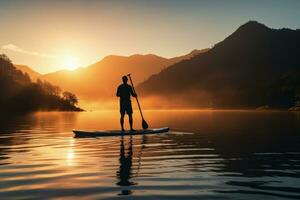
[0,0,300,74]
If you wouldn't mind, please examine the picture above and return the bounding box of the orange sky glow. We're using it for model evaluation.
[1,1,299,73]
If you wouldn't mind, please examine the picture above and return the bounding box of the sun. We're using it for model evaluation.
[63,56,79,70]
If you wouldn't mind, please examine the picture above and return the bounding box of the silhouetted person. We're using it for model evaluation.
[116,76,137,132]
[117,136,134,195]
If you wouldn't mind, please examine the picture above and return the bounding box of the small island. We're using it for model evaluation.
[0,54,83,112]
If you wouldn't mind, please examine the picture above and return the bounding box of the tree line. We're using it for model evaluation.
[0,54,83,112]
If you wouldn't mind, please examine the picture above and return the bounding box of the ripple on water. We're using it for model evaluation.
[1,111,300,199]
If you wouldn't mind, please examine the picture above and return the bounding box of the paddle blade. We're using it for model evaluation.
[142,119,149,129]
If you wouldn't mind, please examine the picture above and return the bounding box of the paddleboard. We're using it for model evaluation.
[73,127,170,137]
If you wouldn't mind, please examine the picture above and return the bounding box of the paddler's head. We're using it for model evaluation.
[122,76,128,84]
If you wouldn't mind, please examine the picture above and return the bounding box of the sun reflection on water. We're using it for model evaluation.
[67,138,75,166]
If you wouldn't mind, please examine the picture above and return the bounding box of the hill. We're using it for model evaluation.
[0,54,83,112]
[16,65,41,81]
[41,50,205,101]
[138,21,300,109]
[169,49,209,64]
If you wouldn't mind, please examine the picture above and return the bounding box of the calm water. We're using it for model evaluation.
[0,110,300,200]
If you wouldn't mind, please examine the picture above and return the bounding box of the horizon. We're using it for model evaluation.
[1,0,300,73]
[21,49,203,75]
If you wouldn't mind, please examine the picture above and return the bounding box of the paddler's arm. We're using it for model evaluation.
[116,86,121,97]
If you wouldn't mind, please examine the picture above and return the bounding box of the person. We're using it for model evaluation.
[116,75,137,131]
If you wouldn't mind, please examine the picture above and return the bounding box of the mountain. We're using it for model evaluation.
[0,54,82,112]
[138,21,300,108]
[16,65,41,81]
[169,49,209,64]
[41,50,206,101]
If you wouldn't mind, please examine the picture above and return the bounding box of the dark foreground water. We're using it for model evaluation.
[0,110,300,200]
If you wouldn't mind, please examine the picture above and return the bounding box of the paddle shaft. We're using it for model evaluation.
[128,75,144,119]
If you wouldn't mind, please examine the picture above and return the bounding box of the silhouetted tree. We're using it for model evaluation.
[63,91,78,106]
[37,80,61,96]
[0,54,83,112]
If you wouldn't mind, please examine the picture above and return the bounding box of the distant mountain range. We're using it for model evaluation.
[138,21,300,108]
[15,21,300,109]
[16,49,208,101]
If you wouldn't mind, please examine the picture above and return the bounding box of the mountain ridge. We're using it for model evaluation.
[138,21,300,108]
[15,65,41,81]
[39,49,207,101]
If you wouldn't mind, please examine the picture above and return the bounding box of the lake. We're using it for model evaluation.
[0,110,300,199]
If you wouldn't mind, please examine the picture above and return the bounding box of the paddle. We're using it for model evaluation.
[127,74,149,129]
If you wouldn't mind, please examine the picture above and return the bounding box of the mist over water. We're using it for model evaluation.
[79,95,213,111]
[0,110,300,199]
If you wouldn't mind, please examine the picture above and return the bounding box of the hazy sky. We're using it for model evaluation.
[0,0,300,73]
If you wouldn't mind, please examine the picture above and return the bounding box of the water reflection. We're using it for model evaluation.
[117,136,134,195]
[116,135,148,196]
[67,139,75,166]
[0,110,300,199]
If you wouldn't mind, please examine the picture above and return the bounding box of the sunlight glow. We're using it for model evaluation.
[63,56,79,70]
[67,139,75,166]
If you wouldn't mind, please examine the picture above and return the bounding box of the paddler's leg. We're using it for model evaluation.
[128,114,135,131]
[120,113,125,132]
[120,101,126,132]
[127,102,134,131]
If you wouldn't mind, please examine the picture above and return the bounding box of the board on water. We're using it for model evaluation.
[73,127,170,137]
